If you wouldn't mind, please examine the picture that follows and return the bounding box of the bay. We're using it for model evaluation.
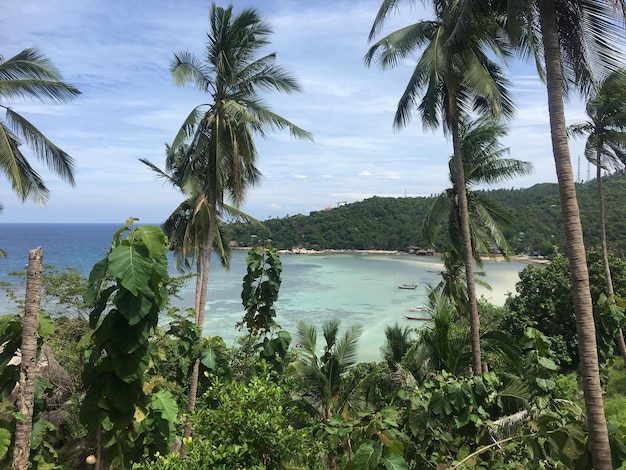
[0,223,527,362]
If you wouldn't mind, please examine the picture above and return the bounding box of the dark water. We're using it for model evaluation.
[0,223,525,362]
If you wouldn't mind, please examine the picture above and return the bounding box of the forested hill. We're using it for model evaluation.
[225,172,626,254]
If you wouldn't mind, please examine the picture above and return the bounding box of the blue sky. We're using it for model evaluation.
[0,0,589,224]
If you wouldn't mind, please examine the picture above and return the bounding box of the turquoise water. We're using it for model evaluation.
[173,251,526,362]
[0,224,527,363]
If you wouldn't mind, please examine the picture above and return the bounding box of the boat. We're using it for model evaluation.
[404,315,431,321]
[408,306,432,313]
[397,283,418,290]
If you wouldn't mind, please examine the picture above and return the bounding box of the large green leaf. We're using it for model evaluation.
[0,423,11,461]
[137,225,168,258]
[151,390,178,423]
[109,341,150,382]
[114,289,153,326]
[354,442,380,470]
[383,453,408,470]
[37,311,54,339]
[30,417,55,450]
[85,257,109,304]
[108,244,153,296]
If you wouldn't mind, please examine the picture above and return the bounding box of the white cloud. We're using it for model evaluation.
[0,0,591,223]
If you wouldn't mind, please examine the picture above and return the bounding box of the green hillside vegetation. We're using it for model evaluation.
[226,172,626,254]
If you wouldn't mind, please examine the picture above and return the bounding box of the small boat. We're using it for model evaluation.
[404,315,431,321]
[397,283,418,290]
[408,306,432,313]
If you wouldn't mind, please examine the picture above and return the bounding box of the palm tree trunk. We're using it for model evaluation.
[182,207,217,442]
[595,158,626,363]
[12,247,43,470]
[539,2,612,468]
[451,115,482,375]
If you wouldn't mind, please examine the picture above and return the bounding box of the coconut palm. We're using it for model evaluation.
[407,285,521,382]
[163,4,312,437]
[381,323,414,366]
[423,117,532,264]
[424,117,531,317]
[290,320,363,469]
[437,249,492,320]
[569,68,626,363]
[501,2,625,466]
[0,48,79,205]
[365,0,514,374]
[290,320,364,424]
[568,68,626,296]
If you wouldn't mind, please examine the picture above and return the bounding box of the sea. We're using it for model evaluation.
[0,223,529,362]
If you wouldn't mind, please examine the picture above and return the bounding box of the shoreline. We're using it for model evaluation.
[258,246,552,265]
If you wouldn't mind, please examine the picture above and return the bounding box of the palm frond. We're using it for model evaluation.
[4,108,75,185]
[0,123,48,203]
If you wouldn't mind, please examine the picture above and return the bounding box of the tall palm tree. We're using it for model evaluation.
[503,1,625,467]
[423,117,532,264]
[165,4,312,439]
[365,0,515,374]
[424,117,531,317]
[0,48,79,205]
[569,68,626,363]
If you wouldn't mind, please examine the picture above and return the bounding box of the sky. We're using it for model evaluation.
[0,0,592,224]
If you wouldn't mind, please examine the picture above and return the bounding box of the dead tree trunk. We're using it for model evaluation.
[12,247,43,470]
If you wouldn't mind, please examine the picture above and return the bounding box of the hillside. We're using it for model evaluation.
[225,172,626,254]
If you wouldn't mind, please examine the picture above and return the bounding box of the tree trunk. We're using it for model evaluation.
[539,2,612,468]
[12,247,43,470]
[451,115,482,375]
[595,159,626,363]
[182,205,217,443]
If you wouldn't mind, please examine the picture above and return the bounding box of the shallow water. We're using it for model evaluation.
[0,224,527,363]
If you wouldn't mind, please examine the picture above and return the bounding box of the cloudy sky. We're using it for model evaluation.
[0,0,590,224]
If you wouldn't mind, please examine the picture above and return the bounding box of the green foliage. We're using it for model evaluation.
[80,221,177,467]
[152,309,232,409]
[237,245,292,374]
[225,173,626,254]
[344,406,408,470]
[401,371,507,468]
[0,312,59,467]
[520,328,560,408]
[140,371,320,470]
[240,245,283,335]
[504,251,626,372]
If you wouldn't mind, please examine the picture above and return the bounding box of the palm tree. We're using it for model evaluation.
[569,68,626,363]
[381,323,414,366]
[165,4,312,439]
[12,247,43,469]
[437,249,491,320]
[291,320,364,423]
[503,1,625,467]
[423,117,532,263]
[365,0,515,374]
[424,117,531,316]
[290,320,363,469]
[407,285,521,382]
[0,48,79,205]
